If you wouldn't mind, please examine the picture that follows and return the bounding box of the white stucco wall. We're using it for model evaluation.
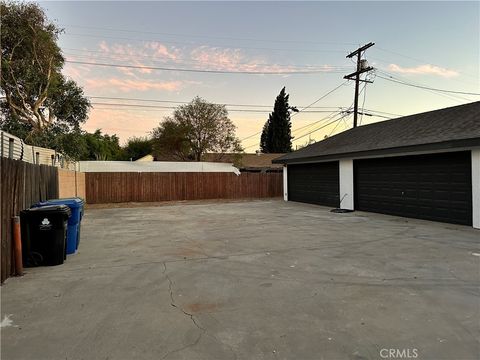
[339,159,354,210]
[283,166,288,201]
[78,161,240,175]
[472,149,480,229]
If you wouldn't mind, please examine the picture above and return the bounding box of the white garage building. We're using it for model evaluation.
[273,102,480,228]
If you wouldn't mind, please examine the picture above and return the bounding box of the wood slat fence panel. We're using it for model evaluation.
[1,157,58,283]
[85,172,283,204]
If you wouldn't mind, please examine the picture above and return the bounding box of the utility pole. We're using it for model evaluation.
[344,42,375,128]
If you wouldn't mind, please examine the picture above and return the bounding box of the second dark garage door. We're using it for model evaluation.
[288,162,340,207]
[354,151,472,225]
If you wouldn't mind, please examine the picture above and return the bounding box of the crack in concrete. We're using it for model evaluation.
[160,332,203,360]
[161,262,236,360]
[162,262,206,332]
[161,262,205,359]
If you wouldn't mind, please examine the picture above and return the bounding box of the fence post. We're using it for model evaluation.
[12,217,23,276]
[8,138,14,159]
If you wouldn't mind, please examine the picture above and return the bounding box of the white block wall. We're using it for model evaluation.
[78,160,241,174]
[472,149,480,229]
[339,159,354,210]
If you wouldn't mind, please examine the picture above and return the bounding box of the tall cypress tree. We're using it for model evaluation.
[260,87,296,153]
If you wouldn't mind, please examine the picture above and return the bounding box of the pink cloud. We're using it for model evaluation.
[84,108,161,143]
[190,46,270,72]
[62,62,92,80]
[388,63,459,78]
[188,46,341,74]
[85,77,184,92]
[95,41,181,76]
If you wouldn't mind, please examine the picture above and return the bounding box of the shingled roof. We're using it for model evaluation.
[203,153,284,169]
[273,101,480,164]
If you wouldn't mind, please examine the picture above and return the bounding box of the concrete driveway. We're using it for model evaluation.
[1,200,479,360]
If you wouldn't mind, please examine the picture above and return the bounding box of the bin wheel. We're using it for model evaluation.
[28,252,44,267]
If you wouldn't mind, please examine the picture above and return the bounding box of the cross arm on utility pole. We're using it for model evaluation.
[343,42,375,128]
[346,42,375,58]
[343,67,374,80]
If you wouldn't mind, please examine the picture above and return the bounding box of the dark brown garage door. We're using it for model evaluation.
[288,162,339,207]
[354,151,472,225]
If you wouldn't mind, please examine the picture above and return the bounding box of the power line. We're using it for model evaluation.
[373,46,478,79]
[293,81,350,115]
[359,82,368,125]
[243,108,350,150]
[60,24,358,47]
[361,108,403,117]
[375,70,473,103]
[66,60,345,75]
[328,113,349,137]
[64,49,352,71]
[91,102,336,113]
[292,97,359,141]
[376,73,480,96]
[293,112,351,142]
[63,47,353,70]
[239,81,350,142]
[87,96,343,109]
[291,109,343,136]
[290,83,360,137]
[63,32,349,54]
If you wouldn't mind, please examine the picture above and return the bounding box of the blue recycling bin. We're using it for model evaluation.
[32,197,84,255]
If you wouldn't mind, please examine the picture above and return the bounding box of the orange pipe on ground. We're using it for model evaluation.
[13,216,23,276]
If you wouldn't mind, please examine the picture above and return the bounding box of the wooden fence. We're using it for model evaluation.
[86,172,283,204]
[1,157,58,283]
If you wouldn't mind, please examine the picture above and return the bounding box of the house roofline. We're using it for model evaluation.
[272,138,480,164]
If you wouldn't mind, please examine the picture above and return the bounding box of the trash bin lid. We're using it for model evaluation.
[23,204,71,217]
[40,198,84,208]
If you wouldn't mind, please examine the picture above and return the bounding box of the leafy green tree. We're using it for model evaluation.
[119,136,153,161]
[259,120,270,154]
[152,97,242,161]
[82,130,122,161]
[0,1,90,144]
[151,120,192,161]
[260,87,297,153]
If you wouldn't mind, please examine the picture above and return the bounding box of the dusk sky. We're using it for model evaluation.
[40,1,479,149]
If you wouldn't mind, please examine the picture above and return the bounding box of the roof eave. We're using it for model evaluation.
[272,138,480,164]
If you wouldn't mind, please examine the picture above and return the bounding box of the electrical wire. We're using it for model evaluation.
[63,32,349,54]
[293,112,351,142]
[87,95,343,109]
[373,46,478,79]
[91,102,336,113]
[64,48,352,71]
[361,108,403,117]
[359,82,368,126]
[376,73,480,96]
[66,60,345,75]
[60,24,358,46]
[293,81,350,115]
[328,114,346,137]
[375,70,473,103]
[291,109,343,137]
[239,81,350,142]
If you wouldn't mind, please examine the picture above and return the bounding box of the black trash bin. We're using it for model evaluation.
[20,205,71,267]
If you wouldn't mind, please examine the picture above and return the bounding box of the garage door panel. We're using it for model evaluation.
[354,152,472,225]
[288,162,339,207]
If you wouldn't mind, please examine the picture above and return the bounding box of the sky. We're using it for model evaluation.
[40,1,479,150]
